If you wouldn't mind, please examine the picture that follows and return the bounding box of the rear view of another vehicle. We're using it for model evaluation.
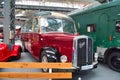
[0,43,22,62]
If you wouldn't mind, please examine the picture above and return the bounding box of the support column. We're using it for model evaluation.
[3,0,15,44]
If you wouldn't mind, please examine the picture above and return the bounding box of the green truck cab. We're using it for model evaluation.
[69,0,120,72]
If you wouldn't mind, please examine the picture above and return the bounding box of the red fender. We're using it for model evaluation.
[11,45,22,58]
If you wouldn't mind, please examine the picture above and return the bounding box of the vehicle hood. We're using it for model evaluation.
[41,32,76,42]
[41,32,78,62]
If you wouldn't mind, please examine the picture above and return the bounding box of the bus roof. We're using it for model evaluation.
[69,0,120,16]
[34,11,69,19]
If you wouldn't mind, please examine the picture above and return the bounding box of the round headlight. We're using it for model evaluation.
[60,55,67,63]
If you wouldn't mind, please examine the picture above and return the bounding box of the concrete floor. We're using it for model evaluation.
[73,63,120,80]
[0,40,119,80]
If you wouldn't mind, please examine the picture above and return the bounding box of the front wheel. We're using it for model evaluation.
[41,54,49,72]
[107,52,120,72]
[40,50,58,72]
[40,50,51,72]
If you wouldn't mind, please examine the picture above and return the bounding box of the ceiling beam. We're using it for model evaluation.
[16,0,91,4]
[0,4,76,12]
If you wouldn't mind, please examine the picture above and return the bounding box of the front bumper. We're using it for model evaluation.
[54,61,98,72]
[72,61,98,71]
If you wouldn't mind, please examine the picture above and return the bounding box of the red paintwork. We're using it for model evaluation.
[21,32,78,62]
[0,43,21,62]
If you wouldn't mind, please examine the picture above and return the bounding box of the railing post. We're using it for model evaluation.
[49,68,52,80]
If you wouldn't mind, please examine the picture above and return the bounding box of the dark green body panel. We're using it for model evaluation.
[69,0,120,54]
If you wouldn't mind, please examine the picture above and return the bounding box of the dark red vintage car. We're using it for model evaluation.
[0,43,22,61]
[21,11,98,72]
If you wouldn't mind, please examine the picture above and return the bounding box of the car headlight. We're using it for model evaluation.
[60,55,67,63]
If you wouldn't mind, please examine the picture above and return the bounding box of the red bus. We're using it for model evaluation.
[21,11,98,72]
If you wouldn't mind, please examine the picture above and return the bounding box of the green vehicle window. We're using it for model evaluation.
[86,24,96,32]
[116,21,120,33]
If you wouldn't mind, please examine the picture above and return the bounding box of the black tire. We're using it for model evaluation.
[107,52,120,72]
[40,50,49,72]
[40,50,57,72]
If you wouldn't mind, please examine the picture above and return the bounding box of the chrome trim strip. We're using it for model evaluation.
[73,37,77,67]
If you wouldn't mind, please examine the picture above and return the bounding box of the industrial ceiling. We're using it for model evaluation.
[0,0,96,4]
[46,0,95,2]
[0,0,106,25]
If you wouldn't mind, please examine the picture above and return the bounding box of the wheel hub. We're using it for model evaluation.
[112,57,120,69]
[42,56,48,72]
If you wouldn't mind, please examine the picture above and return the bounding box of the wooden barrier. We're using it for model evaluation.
[0,62,72,79]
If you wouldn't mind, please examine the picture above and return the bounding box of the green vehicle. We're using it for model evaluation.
[69,0,120,72]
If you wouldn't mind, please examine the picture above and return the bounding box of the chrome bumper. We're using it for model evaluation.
[72,61,98,71]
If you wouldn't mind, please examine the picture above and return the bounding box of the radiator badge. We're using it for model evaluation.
[79,41,85,48]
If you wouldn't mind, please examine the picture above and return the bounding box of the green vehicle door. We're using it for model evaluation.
[96,14,109,47]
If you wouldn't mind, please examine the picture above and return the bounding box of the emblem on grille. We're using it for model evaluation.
[79,41,85,48]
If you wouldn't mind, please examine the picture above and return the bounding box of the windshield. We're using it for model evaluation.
[40,17,77,34]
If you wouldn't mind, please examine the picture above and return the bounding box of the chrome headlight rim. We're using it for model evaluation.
[60,55,67,63]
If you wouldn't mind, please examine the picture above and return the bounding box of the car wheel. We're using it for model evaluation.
[42,55,49,72]
[107,52,120,72]
[40,49,58,72]
[41,50,49,72]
